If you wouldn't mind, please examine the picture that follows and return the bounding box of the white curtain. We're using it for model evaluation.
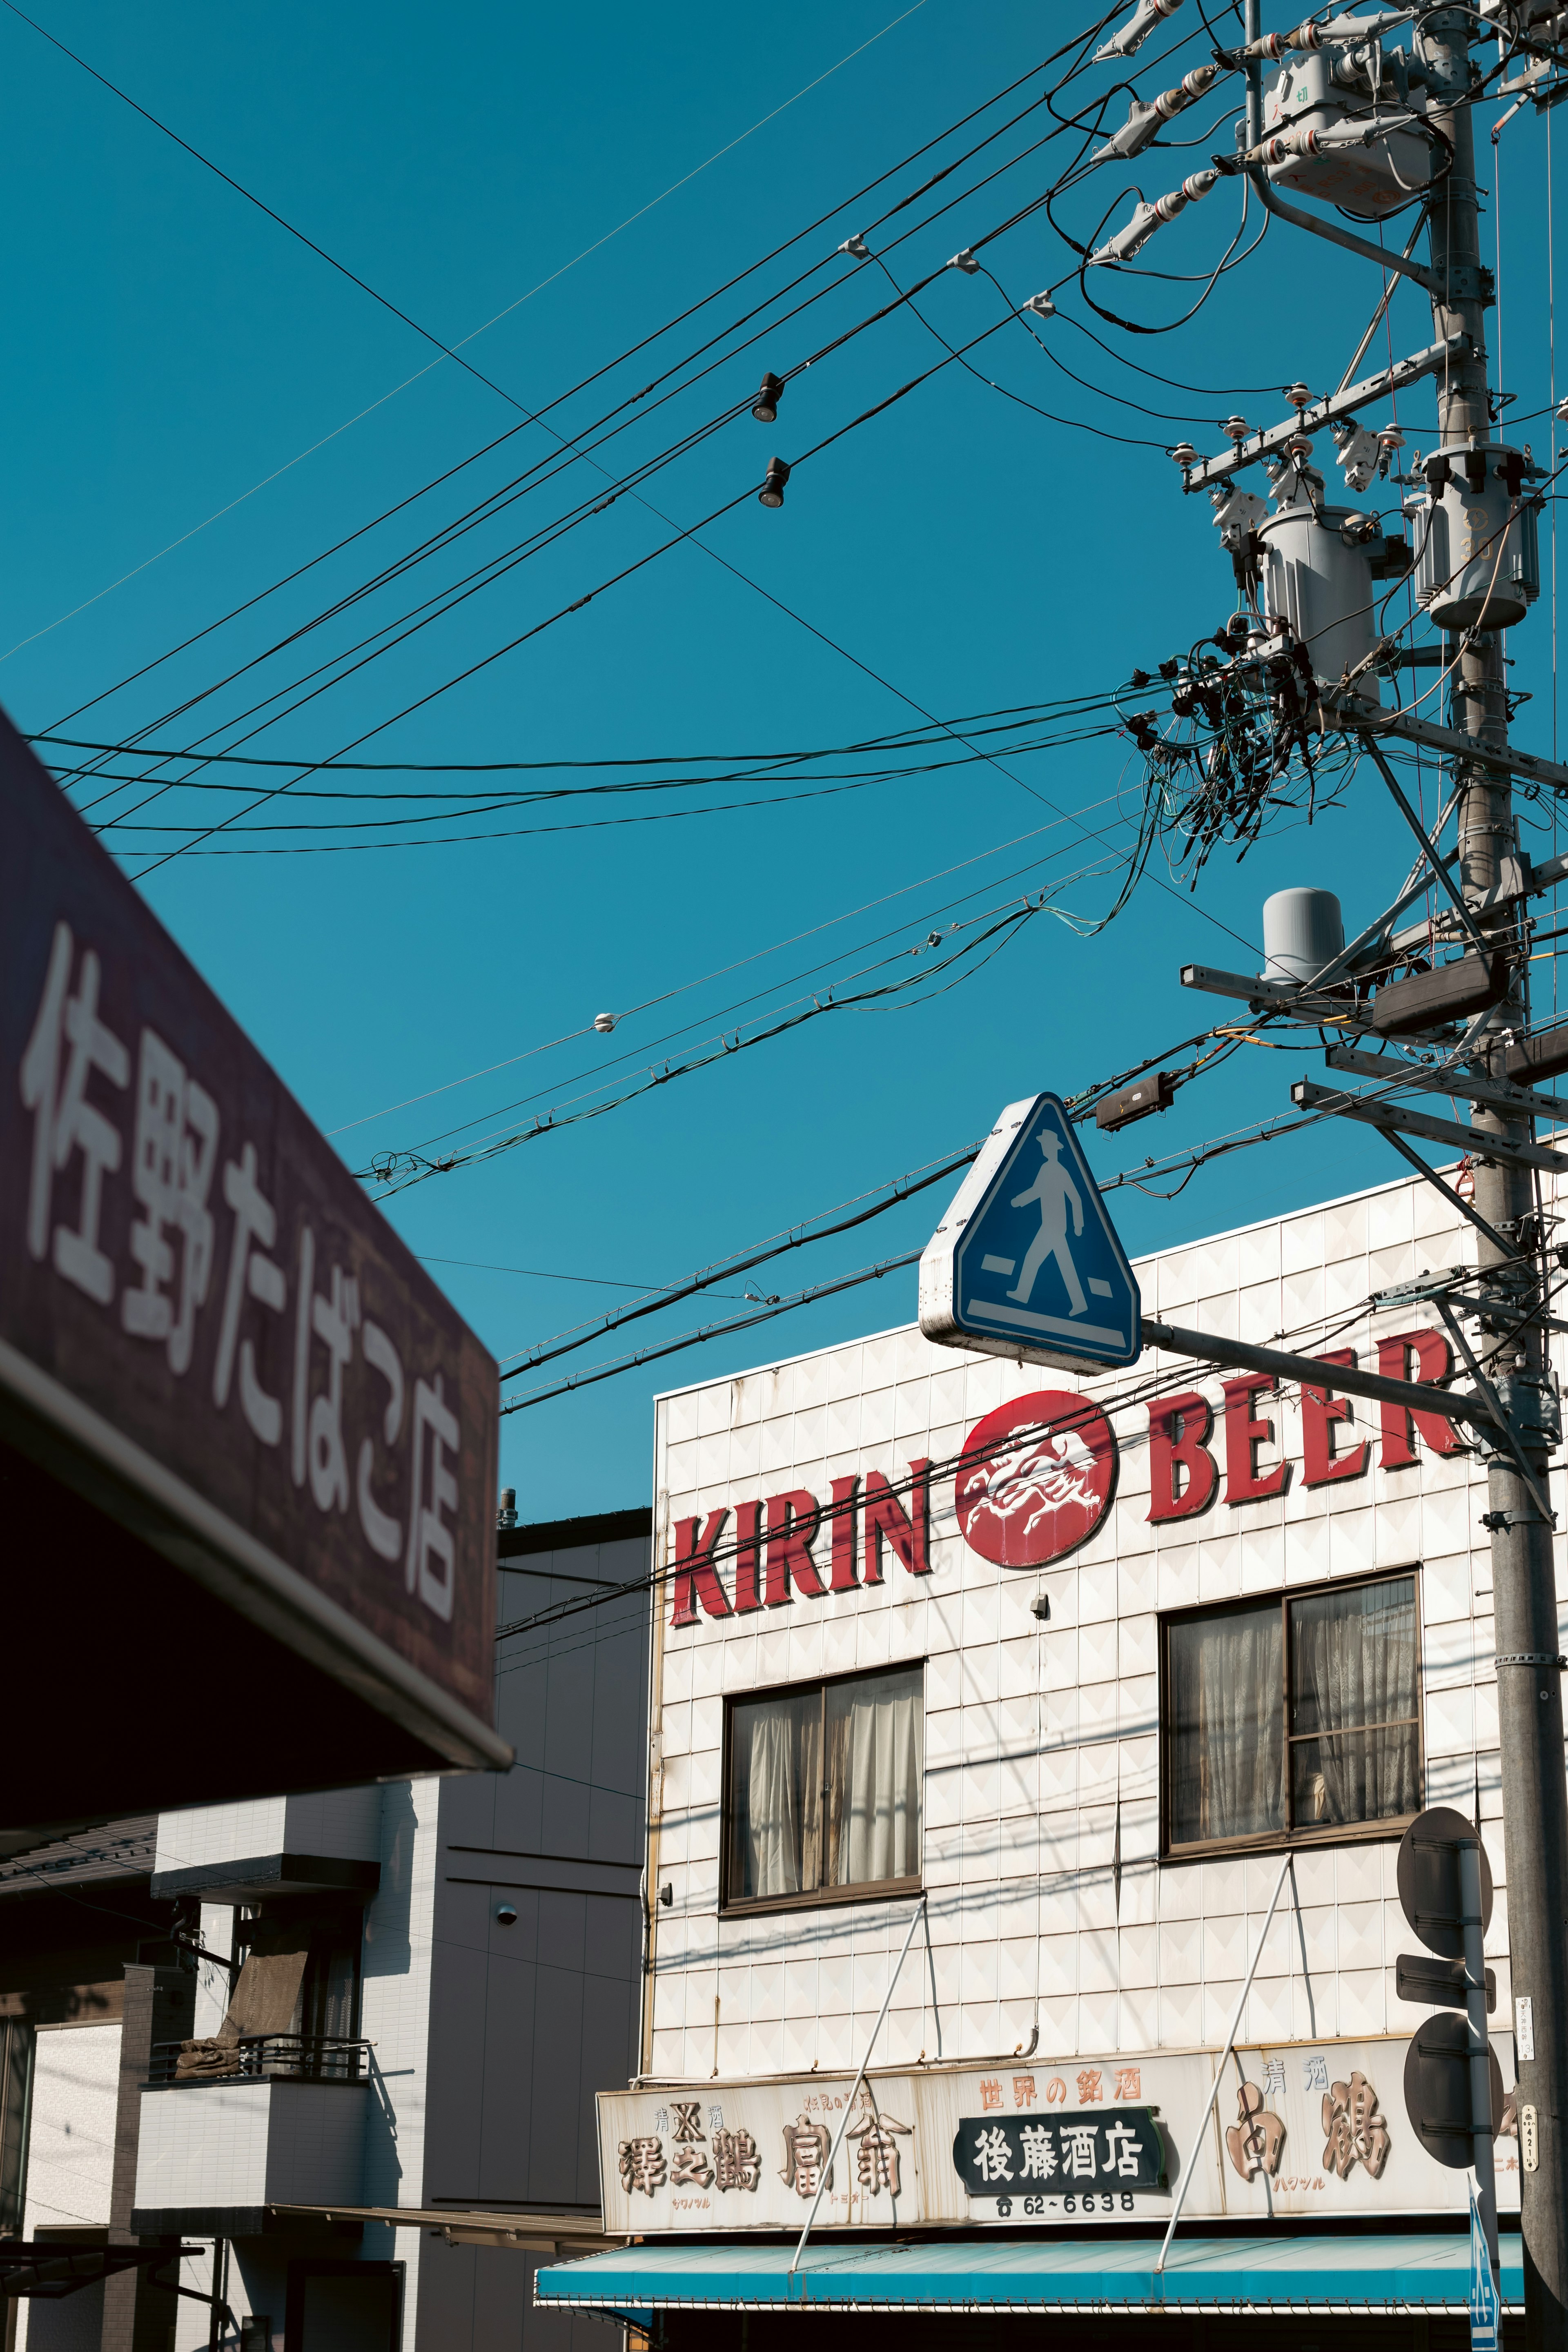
[731,1671,921,1898]
[1291,1575,1418,1824]
[732,1693,820,1900]
[1166,1601,1284,1844]
[828,1668,922,1887]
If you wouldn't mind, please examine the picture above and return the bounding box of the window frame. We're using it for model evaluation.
[1158,1566,1424,1862]
[718,1658,926,1918]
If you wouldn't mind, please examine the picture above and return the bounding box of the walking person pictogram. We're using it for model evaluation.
[1007,1129,1087,1315]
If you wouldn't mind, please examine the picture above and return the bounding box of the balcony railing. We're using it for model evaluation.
[149,2034,370,2087]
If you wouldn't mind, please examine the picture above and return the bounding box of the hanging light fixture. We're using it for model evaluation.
[752,372,784,424]
[759,457,792,508]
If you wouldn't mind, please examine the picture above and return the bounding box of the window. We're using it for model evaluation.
[723,1664,923,1911]
[1162,1572,1421,1855]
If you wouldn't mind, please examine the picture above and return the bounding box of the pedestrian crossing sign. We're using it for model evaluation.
[919,1092,1142,1374]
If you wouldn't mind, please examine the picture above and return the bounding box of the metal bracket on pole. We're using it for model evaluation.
[1310,842,1462,988]
[1155,1849,1294,2272]
[1180,333,1461,491]
[1292,1079,1568,1177]
[1433,1297,1559,1528]
[1140,1316,1497,1433]
[1246,167,1445,294]
[1360,734,1492,960]
[788,1895,926,2276]
[1323,1045,1568,1127]
[1372,1126,1520,1262]
[1323,696,1568,795]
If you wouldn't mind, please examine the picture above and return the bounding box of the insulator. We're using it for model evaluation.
[1090,169,1218,264]
[1091,64,1218,161]
[947,248,980,273]
[838,234,870,260]
[1240,7,1407,56]
[1093,0,1182,62]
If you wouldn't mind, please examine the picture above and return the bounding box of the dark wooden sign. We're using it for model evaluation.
[952,2107,1168,2200]
[0,711,507,1815]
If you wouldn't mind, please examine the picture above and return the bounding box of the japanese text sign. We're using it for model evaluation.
[0,714,503,1776]
[952,2108,1167,2202]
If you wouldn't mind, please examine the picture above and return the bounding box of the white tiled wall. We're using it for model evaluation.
[16,2022,122,2352]
[647,1163,1568,2083]
[154,1785,382,1878]
[134,2079,367,2209]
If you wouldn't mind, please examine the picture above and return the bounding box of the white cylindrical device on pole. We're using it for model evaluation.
[1261,886,1343,985]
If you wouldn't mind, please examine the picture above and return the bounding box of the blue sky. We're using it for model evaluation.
[3,0,1561,1519]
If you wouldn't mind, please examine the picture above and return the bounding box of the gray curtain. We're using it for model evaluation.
[1290,1575,1418,1823]
[1167,1601,1284,1843]
[826,1668,922,1887]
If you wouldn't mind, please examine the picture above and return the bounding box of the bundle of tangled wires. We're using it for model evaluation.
[1120,624,1361,884]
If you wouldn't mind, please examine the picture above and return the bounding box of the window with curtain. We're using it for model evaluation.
[1163,1572,1420,1854]
[724,1665,923,1909]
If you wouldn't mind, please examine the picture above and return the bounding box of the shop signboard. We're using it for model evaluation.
[599,2037,1520,2236]
[0,712,508,1824]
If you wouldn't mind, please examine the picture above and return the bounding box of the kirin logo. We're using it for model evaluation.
[955,1389,1117,1569]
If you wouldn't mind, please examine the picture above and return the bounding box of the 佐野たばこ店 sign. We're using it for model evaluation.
[0,712,507,1814]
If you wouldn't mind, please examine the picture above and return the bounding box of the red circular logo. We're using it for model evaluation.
[956,1390,1117,1569]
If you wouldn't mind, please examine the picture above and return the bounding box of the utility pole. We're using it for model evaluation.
[1235,2,1568,2335]
[1420,10,1568,2339]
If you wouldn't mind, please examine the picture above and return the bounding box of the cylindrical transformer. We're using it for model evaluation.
[1261,886,1344,984]
[1256,500,1383,700]
[1412,445,1540,630]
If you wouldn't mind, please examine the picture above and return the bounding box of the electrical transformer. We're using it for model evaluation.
[1254,467,1385,703]
[1408,443,1541,630]
[1261,47,1434,216]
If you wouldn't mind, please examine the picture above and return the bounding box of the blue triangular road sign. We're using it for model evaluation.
[920,1093,1142,1373]
[1469,2180,1499,2352]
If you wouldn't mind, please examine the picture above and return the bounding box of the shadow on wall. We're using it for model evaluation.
[363,1782,414,1983]
[360,1779,416,2210]
[17,2278,104,2352]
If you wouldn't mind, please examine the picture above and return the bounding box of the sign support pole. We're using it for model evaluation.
[1155,1849,1293,2274]
[788,1895,926,2277]
[1461,1837,1501,2290]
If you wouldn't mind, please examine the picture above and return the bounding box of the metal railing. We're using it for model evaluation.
[149,2034,370,2087]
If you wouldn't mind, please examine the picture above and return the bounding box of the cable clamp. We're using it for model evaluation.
[1494,1653,1568,1670]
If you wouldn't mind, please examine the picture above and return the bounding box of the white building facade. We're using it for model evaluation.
[538,1158,1566,2336]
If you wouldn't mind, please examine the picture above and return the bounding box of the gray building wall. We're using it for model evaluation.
[414,1516,650,2352]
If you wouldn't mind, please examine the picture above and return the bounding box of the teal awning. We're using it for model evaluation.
[536,2232,1524,2317]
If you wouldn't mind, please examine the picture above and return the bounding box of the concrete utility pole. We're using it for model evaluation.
[1418,11,1568,2343]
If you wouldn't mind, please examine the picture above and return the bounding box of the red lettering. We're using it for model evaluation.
[829,1477,859,1590]
[1301,1349,1368,1486]
[764,1490,825,1603]
[862,1460,932,1581]
[1223,1374,1291,1504]
[1376,1329,1463,1466]
[669,1509,731,1627]
[1147,1392,1218,1522]
[733,1499,763,1613]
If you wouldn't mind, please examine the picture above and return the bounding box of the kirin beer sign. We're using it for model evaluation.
[667,1327,1460,1626]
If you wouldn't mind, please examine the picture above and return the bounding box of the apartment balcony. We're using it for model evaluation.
[131,2036,371,2236]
